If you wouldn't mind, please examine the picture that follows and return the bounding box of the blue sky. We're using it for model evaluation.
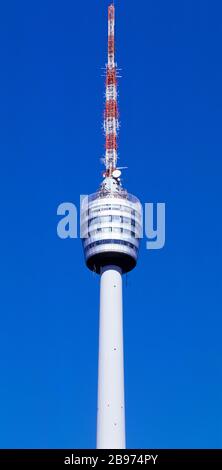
[0,0,222,449]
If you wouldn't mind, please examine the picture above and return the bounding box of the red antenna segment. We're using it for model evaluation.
[104,3,119,176]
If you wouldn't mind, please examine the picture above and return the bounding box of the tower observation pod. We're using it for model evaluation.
[81,3,142,449]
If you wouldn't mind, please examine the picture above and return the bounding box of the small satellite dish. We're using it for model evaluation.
[112,169,121,179]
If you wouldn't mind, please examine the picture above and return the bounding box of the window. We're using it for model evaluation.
[85,239,137,252]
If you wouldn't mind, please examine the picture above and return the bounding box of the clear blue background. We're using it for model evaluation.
[0,0,221,449]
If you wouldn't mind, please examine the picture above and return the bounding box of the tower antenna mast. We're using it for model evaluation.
[104,3,119,176]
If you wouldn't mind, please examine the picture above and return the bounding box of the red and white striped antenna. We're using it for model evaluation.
[103,3,119,177]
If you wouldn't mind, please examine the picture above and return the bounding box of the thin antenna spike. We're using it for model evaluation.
[103,3,119,176]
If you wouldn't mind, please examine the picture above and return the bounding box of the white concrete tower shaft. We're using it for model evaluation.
[97,266,126,449]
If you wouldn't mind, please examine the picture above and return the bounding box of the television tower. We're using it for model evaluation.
[81,3,142,449]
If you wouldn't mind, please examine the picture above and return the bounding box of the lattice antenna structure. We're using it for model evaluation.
[104,4,119,176]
